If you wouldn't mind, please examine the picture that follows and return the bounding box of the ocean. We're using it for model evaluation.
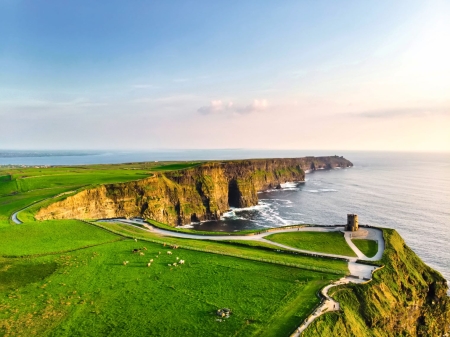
[1,150,449,287]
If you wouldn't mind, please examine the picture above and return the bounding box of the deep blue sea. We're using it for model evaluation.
[1,150,449,286]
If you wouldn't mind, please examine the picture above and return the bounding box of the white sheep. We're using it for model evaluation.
[167,251,172,255]
[179,260,185,264]
[139,252,145,256]
[172,262,177,266]
[147,263,151,267]
[168,264,171,267]
[176,257,179,260]
[134,239,137,242]
[123,261,129,265]
[150,259,154,263]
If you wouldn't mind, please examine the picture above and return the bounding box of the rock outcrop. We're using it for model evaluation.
[36,156,352,225]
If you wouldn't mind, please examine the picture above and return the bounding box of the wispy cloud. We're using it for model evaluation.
[198,99,268,116]
[350,107,450,118]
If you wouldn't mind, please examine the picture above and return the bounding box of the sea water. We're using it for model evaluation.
[194,152,450,286]
[1,150,449,286]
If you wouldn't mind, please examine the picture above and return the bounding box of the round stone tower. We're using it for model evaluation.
[346,214,358,231]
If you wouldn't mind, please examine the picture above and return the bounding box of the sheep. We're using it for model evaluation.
[143,247,147,251]
[139,252,145,256]
[168,264,171,267]
[158,252,161,255]
[167,251,172,255]
[123,261,129,266]
[147,263,151,267]
[150,259,154,263]
[179,260,185,264]
[172,262,177,267]
[134,239,137,242]
[176,257,179,260]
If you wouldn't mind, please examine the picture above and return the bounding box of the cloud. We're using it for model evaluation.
[198,99,268,116]
[350,107,450,118]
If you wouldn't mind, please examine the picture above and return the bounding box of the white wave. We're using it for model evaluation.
[280,181,298,188]
[232,203,270,213]
[177,224,195,229]
[220,210,246,221]
[306,188,338,193]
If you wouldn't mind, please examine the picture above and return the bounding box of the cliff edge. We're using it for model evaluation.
[302,228,450,337]
[35,156,352,225]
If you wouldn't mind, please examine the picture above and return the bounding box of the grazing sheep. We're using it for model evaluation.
[179,260,185,264]
[168,264,171,267]
[172,262,177,267]
[158,252,161,255]
[167,251,172,255]
[176,257,179,260]
[134,239,137,242]
[139,252,145,256]
[123,261,129,265]
[147,263,151,267]
[150,259,154,263]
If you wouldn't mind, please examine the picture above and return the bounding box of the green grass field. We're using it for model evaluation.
[265,231,357,257]
[0,163,349,336]
[0,221,341,337]
[0,220,121,257]
[98,222,348,274]
[352,239,378,258]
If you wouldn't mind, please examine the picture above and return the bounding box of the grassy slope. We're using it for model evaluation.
[98,222,348,274]
[265,231,357,257]
[352,239,378,258]
[0,223,340,337]
[0,220,121,257]
[302,229,450,337]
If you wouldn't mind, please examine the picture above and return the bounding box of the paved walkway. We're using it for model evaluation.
[105,219,382,261]
[104,219,384,336]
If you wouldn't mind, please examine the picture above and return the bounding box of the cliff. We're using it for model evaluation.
[302,229,450,337]
[35,156,352,225]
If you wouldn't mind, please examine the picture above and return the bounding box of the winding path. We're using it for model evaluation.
[103,218,384,336]
[13,208,384,336]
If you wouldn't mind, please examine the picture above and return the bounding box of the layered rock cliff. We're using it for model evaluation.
[36,156,352,225]
[302,229,450,337]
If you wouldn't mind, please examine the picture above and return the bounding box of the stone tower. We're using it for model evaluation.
[346,214,358,231]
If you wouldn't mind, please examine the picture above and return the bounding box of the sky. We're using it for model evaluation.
[1,0,449,152]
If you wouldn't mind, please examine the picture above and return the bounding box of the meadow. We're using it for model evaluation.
[0,162,349,336]
[351,239,378,258]
[265,231,357,257]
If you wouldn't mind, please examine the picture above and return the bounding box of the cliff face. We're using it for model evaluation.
[36,156,352,225]
[302,229,450,337]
